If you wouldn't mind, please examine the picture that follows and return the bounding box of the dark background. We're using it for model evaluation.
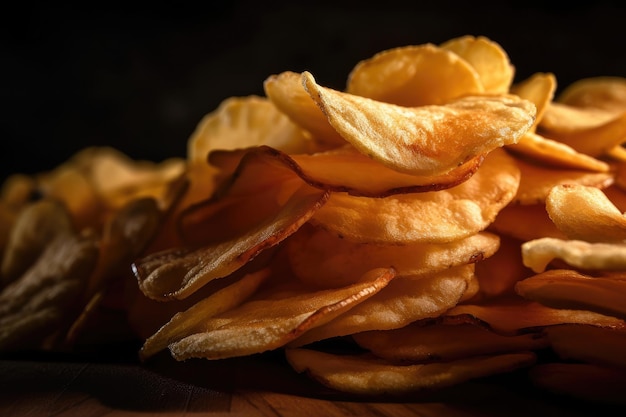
[2,1,626,182]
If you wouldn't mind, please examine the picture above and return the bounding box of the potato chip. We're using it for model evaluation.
[545,184,626,242]
[353,322,547,363]
[166,267,395,360]
[441,35,515,94]
[510,157,613,205]
[289,265,474,347]
[286,348,536,395]
[304,71,536,176]
[538,102,626,157]
[489,203,566,242]
[311,148,520,244]
[522,237,626,273]
[557,76,626,114]
[544,324,626,370]
[515,269,626,320]
[443,296,625,335]
[287,223,499,288]
[346,43,484,106]
[509,72,556,130]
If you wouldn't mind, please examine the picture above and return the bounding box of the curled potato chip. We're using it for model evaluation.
[304,71,536,176]
[167,267,395,360]
[507,131,610,172]
[546,184,626,242]
[515,269,626,320]
[490,203,566,242]
[557,76,626,114]
[311,148,520,244]
[353,322,547,363]
[443,296,626,335]
[286,348,536,396]
[441,35,515,94]
[290,265,474,347]
[509,72,556,130]
[538,102,626,157]
[511,157,613,205]
[522,238,626,273]
[346,43,483,106]
[287,223,499,288]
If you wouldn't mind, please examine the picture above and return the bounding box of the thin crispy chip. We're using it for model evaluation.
[515,269,626,320]
[489,203,565,242]
[288,223,499,288]
[511,157,613,205]
[522,237,626,273]
[290,265,474,347]
[507,132,610,172]
[304,71,536,176]
[346,43,483,106]
[545,324,626,370]
[353,322,547,363]
[441,35,515,94]
[546,184,626,242]
[443,296,626,335]
[311,148,520,244]
[167,268,395,360]
[286,348,536,395]
[510,72,556,130]
[557,76,626,114]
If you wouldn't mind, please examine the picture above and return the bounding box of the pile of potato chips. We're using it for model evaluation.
[2,35,626,403]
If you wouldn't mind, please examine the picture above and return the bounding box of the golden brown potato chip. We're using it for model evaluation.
[530,363,626,405]
[287,223,499,288]
[544,324,626,371]
[286,348,536,395]
[346,43,483,106]
[522,238,626,273]
[538,102,626,157]
[311,148,520,244]
[304,71,536,176]
[489,203,565,242]
[353,322,548,363]
[557,76,626,114]
[507,132,610,172]
[441,35,515,94]
[289,265,474,347]
[546,184,626,242]
[443,296,626,335]
[515,269,626,320]
[509,72,556,130]
[166,267,395,360]
[510,156,613,205]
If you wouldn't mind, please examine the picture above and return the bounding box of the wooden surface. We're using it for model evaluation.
[0,345,620,417]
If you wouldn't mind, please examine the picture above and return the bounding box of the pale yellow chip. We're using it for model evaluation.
[304,71,536,176]
[286,348,536,395]
[515,269,626,320]
[346,43,483,106]
[289,265,474,347]
[441,35,515,94]
[509,72,556,130]
[522,237,626,273]
[311,148,520,244]
[546,184,626,242]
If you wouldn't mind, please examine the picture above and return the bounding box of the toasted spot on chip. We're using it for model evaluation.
[286,348,536,395]
[304,71,536,176]
[346,43,483,106]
